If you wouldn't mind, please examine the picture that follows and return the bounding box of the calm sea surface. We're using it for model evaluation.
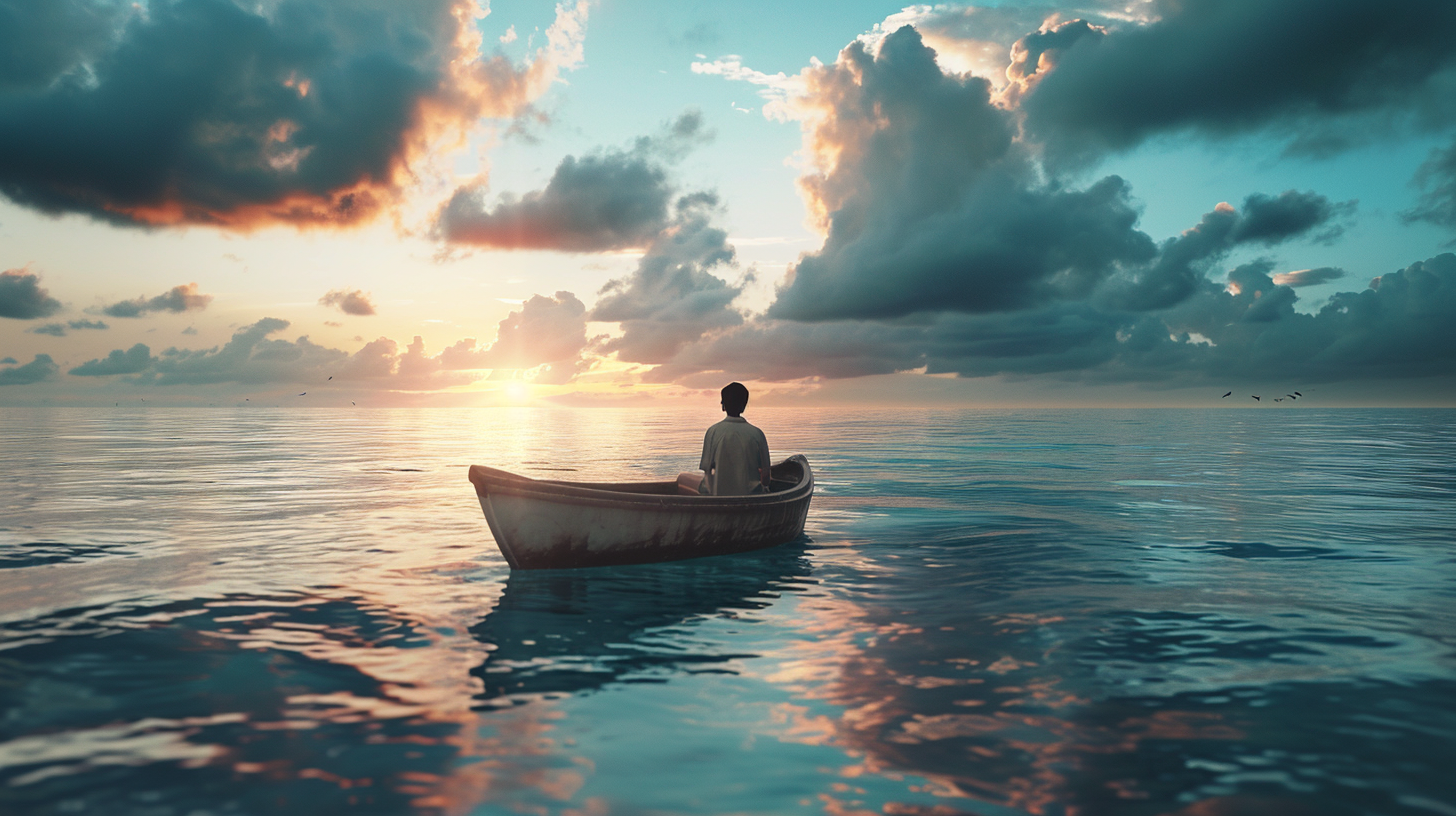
[1,407,1453,816]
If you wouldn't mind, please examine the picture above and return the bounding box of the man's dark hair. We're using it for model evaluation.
[721,382,749,414]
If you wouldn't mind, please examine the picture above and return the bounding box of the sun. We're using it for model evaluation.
[503,382,530,403]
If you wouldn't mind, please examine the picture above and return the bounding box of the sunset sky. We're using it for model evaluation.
[3,0,1455,407]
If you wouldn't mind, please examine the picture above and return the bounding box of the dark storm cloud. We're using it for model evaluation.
[1404,137,1456,230]
[766,28,1342,322]
[0,269,63,319]
[1001,18,1103,106]
[440,291,589,383]
[653,305,1127,385]
[1096,192,1346,311]
[103,283,212,318]
[1233,191,1350,245]
[70,343,153,376]
[437,112,709,251]
[0,0,129,91]
[1019,0,1456,163]
[1147,253,1456,383]
[590,193,743,364]
[1273,267,1346,288]
[0,0,590,228]
[657,254,1456,386]
[318,289,376,316]
[769,27,1155,321]
[0,354,59,385]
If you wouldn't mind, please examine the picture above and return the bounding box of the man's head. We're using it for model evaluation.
[721,382,749,416]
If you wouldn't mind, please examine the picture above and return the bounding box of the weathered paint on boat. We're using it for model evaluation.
[468,455,814,569]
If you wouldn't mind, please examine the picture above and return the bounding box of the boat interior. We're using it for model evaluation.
[544,457,806,497]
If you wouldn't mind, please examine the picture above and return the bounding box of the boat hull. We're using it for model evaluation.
[469,455,813,570]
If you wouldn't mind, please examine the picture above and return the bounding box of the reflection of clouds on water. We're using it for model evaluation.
[0,590,499,814]
[745,538,1456,816]
[469,545,814,707]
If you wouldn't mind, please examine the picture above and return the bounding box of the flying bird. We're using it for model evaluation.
[328,376,333,380]
[1222,391,1232,398]
[1287,394,1298,399]
[298,392,306,396]
[1293,391,1302,397]
[1251,395,1260,401]
[1275,398,1284,402]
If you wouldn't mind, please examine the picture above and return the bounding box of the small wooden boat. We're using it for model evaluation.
[468,455,813,570]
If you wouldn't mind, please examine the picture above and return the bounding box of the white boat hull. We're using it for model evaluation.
[469,456,814,569]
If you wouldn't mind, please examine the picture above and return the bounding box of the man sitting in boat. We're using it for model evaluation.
[699,382,771,496]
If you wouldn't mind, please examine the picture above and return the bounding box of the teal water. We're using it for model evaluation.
[1,407,1453,815]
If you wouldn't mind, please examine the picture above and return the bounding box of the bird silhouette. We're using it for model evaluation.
[1222,391,1232,398]
[1293,391,1302,397]
[1287,394,1298,399]
[327,376,332,380]
[1275,398,1284,402]
[298,392,306,396]
[1252,395,1260,401]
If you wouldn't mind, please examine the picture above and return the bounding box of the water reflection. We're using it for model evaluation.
[471,544,815,708]
[2,407,1452,815]
[757,531,1456,816]
[0,590,480,815]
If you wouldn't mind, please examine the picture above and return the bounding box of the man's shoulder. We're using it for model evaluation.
[706,417,763,436]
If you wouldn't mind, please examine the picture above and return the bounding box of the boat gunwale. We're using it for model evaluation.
[469,455,813,512]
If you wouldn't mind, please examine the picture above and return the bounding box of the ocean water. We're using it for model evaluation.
[1,407,1453,816]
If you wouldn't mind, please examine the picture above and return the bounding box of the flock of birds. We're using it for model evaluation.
[1222,390,1303,402]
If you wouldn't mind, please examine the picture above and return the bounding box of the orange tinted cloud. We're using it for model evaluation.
[0,0,591,230]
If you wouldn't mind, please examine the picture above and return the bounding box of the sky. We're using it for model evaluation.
[2,0,1455,408]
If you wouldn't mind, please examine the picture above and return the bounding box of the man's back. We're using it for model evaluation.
[700,416,770,496]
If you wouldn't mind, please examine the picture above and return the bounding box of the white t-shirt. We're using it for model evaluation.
[699,416,771,496]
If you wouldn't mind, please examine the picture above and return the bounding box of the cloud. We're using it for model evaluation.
[653,253,1456,387]
[0,0,131,92]
[437,111,709,251]
[676,18,1450,393]
[590,193,744,364]
[319,289,377,316]
[440,291,589,382]
[70,343,153,376]
[1018,0,1456,164]
[0,354,59,385]
[0,0,592,229]
[141,317,343,384]
[760,28,1343,322]
[1404,137,1456,230]
[1231,190,1350,245]
[1272,267,1346,288]
[0,268,63,319]
[103,283,213,318]
[71,316,476,389]
[69,319,109,330]
[0,357,14,365]
[1095,192,1347,311]
[337,335,476,390]
[29,323,67,336]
